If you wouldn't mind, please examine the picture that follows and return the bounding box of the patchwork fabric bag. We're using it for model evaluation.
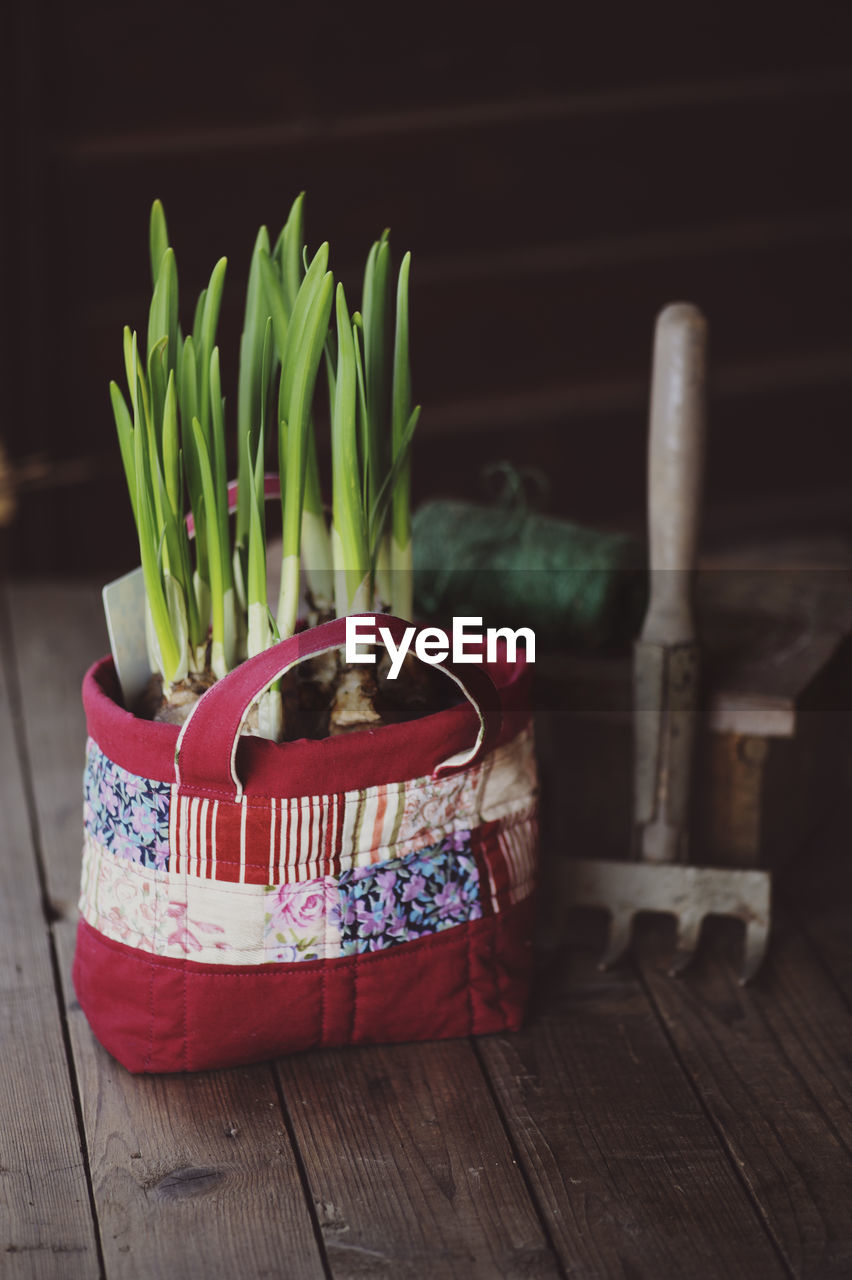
[74,614,539,1073]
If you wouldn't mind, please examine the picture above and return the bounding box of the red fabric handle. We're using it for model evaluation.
[175,614,503,799]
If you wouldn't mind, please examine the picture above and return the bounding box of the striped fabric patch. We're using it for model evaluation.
[169,781,411,884]
[475,803,539,913]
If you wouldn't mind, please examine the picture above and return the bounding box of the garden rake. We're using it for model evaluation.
[552,302,771,983]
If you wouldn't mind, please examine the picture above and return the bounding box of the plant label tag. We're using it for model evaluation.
[102,566,149,709]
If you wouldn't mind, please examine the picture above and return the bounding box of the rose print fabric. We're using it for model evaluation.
[264,877,342,962]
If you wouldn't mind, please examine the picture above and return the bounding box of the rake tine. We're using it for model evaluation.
[549,861,771,981]
[598,909,635,971]
[668,912,703,976]
[739,915,771,986]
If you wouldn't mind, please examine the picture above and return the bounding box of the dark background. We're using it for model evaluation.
[3,1,852,574]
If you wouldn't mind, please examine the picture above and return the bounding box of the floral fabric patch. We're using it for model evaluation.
[258,832,481,960]
[84,738,171,870]
[263,877,342,963]
[336,830,481,956]
[79,832,234,960]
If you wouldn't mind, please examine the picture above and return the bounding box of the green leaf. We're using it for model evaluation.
[200,257,228,357]
[363,231,392,409]
[151,440,185,584]
[259,315,275,442]
[246,428,267,612]
[351,316,369,509]
[192,288,207,350]
[391,250,413,548]
[178,334,199,428]
[123,326,136,411]
[197,257,227,435]
[369,405,420,559]
[147,248,178,375]
[124,330,162,539]
[163,573,190,680]
[279,191,305,312]
[361,231,392,514]
[278,268,334,634]
[178,335,207,583]
[134,386,181,683]
[209,346,233,593]
[391,252,412,449]
[209,347,225,488]
[171,444,202,653]
[236,225,272,547]
[263,241,333,601]
[277,367,289,462]
[279,243,330,410]
[149,200,170,287]
[146,334,168,455]
[162,369,180,520]
[192,416,226,661]
[110,381,137,524]
[303,427,325,518]
[285,271,334,476]
[331,286,369,607]
[259,249,289,358]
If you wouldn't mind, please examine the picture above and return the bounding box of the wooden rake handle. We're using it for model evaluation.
[640,303,707,646]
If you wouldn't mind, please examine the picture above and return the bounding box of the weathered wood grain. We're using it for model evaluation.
[276,1039,560,1280]
[8,582,326,1280]
[7,582,105,916]
[57,6,852,140]
[0,588,100,1277]
[635,913,852,1277]
[477,945,786,1279]
[73,1053,325,1280]
[60,77,852,286]
[10,577,852,1280]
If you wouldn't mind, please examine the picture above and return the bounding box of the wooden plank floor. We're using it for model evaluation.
[2,579,852,1279]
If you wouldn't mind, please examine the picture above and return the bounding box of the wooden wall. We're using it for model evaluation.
[4,2,852,572]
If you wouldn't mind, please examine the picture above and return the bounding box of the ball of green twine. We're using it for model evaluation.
[412,467,646,651]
